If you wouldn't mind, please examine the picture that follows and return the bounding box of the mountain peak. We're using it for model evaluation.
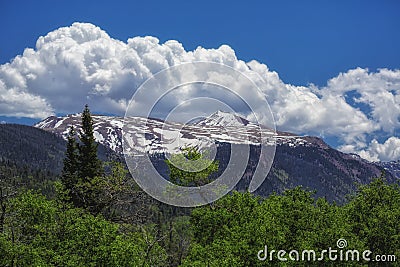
[210,110,241,118]
[195,110,250,127]
[213,110,232,116]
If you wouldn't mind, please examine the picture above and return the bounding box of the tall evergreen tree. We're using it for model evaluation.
[75,104,104,212]
[61,105,103,211]
[77,104,103,180]
[61,126,79,204]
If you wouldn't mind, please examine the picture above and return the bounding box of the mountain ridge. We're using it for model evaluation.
[34,111,319,154]
[32,111,396,203]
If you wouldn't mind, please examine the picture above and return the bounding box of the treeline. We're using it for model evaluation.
[0,106,399,266]
[0,159,58,197]
[182,179,400,266]
[1,177,399,266]
[0,123,66,173]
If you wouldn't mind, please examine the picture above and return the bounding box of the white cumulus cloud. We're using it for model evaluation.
[0,22,399,161]
[341,137,400,162]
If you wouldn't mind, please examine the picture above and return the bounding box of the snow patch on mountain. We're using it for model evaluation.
[34,111,316,154]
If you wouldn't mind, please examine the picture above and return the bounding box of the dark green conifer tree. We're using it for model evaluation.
[77,104,103,180]
[61,126,79,205]
[61,105,103,211]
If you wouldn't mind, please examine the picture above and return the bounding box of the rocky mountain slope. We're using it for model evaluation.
[377,160,400,179]
[34,111,395,203]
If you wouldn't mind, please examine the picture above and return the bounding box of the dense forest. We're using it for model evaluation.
[0,106,399,266]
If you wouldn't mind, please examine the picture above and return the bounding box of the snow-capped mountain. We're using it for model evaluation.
[34,111,311,155]
[35,111,394,203]
[35,114,124,152]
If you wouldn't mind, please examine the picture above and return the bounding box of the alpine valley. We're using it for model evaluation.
[29,110,397,203]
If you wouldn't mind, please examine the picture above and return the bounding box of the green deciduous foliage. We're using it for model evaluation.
[345,175,400,264]
[160,147,219,265]
[0,191,167,267]
[183,177,400,266]
[1,175,399,266]
[166,146,219,186]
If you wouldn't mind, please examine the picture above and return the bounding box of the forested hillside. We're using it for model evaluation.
[0,124,66,172]
[0,108,399,266]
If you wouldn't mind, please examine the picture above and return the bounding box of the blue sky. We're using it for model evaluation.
[0,0,399,161]
[1,0,399,85]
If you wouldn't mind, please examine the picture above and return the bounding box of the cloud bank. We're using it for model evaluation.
[0,22,399,161]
